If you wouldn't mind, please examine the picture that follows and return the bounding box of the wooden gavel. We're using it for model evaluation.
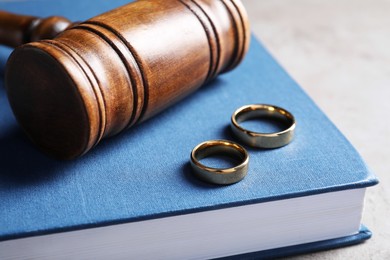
[1,0,250,159]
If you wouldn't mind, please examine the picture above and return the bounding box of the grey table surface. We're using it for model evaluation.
[241,0,390,259]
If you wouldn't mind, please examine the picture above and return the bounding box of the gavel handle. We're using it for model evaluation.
[0,10,73,47]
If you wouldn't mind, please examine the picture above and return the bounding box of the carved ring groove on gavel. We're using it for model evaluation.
[2,0,250,159]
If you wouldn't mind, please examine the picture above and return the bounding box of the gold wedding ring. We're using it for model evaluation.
[190,140,249,185]
[231,104,295,148]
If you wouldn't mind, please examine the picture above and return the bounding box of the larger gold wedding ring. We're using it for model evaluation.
[231,104,295,148]
[190,140,249,185]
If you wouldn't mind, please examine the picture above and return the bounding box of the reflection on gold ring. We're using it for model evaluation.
[190,140,249,185]
[231,104,295,148]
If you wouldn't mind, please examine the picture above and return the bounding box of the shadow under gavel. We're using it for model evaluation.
[0,0,250,159]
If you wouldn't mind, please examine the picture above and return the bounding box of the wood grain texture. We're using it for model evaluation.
[0,10,73,47]
[4,0,250,159]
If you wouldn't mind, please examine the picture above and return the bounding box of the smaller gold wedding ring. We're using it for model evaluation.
[190,140,249,185]
[231,104,296,148]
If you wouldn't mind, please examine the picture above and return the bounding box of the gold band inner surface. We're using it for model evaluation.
[190,140,249,185]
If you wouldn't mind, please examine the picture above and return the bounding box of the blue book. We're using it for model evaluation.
[0,0,378,259]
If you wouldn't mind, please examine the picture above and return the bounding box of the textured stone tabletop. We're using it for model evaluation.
[242,0,390,258]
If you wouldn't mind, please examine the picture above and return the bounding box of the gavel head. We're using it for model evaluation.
[5,0,250,159]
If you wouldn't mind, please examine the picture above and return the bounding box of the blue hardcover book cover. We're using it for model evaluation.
[0,0,378,259]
